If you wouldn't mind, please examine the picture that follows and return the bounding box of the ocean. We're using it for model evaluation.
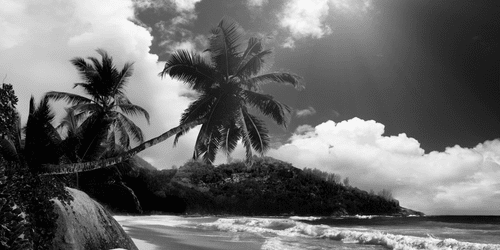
[114,215,500,250]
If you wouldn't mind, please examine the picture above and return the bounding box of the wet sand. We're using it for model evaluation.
[114,216,263,250]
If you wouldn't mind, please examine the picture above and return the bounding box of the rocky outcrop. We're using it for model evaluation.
[51,187,138,250]
[396,207,425,217]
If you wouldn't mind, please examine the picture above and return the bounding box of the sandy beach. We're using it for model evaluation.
[114,216,263,250]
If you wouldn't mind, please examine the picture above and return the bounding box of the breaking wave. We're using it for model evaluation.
[198,218,500,250]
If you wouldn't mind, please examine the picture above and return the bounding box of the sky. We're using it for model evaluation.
[1,0,499,215]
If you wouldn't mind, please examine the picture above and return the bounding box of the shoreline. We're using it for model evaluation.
[114,215,263,250]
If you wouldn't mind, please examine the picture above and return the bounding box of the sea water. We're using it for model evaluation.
[115,215,500,250]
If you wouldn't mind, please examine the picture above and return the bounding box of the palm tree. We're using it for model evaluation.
[0,96,62,172]
[46,49,150,161]
[160,17,302,163]
[40,18,302,174]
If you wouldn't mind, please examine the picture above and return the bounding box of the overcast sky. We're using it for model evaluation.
[1,0,499,215]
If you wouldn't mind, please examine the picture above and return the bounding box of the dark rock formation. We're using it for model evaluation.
[51,188,138,250]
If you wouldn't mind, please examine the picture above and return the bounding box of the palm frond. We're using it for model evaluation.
[106,127,117,152]
[242,90,291,127]
[220,125,241,156]
[70,57,95,84]
[200,126,222,164]
[242,110,269,155]
[179,94,214,124]
[203,90,241,132]
[242,37,263,61]
[117,103,150,124]
[76,113,110,161]
[114,62,134,95]
[172,94,215,146]
[72,103,103,114]
[115,116,131,149]
[46,91,93,106]
[160,50,215,92]
[114,112,145,144]
[57,108,81,137]
[238,110,253,160]
[208,17,244,77]
[245,72,303,89]
[235,49,272,79]
[73,82,98,99]
[192,123,207,159]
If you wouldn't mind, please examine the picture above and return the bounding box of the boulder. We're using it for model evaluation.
[51,187,138,250]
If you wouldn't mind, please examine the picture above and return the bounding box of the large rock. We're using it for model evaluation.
[51,187,138,250]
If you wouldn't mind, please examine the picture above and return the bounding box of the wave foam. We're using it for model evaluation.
[198,218,500,250]
[289,216,322,221]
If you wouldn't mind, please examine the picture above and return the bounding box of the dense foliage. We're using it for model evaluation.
[117,157,402,216]
[0,86,73,250]
[0,84,18,138]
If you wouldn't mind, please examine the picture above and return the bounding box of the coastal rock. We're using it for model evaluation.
[397,207,425,217]
[51,187,138,250]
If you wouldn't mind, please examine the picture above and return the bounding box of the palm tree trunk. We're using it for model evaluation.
[41,120,203,175]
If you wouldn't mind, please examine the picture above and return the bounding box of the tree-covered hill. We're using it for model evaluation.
[109,157,423,217]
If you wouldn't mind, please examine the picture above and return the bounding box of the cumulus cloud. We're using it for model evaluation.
[278,0,332,40]
[258,117,500,215]
[0,0,200,168]
[295,106,317,118]
[277,0,373,47]
[137,0,207,53]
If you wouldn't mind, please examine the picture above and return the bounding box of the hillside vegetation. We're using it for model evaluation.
[100,157,421,216]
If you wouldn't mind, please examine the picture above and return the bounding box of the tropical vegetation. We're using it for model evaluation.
[0,84,71,249]
[115,157,409,216]
[160,18,302,163]
[41,17,302,174]
[46,49,150,162]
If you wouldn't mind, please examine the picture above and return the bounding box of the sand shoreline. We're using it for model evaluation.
[114,215,262,250]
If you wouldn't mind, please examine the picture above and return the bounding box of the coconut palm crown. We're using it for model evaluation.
[160,18,302,163]
[46,49,150,160]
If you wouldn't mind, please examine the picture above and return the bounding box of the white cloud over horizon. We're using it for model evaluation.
[223,117,500,215]
[270,118,500,215]
[0,0,199,168]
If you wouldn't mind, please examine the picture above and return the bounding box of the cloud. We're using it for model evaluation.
[133,0,200,12]
[295,106,317,118]
[246,0,268,8]
[258,117,500,215]
[278,0,332,40]
[281,37,296,49]
[137,0,206,53]
[0,0,200,168]
[276,0,373,47]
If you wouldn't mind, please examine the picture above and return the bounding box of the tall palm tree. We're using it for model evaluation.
[40,18,302,174]
[46,49,150,161]
[160,17,302,163]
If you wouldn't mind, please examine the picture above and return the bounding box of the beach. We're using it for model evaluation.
[114,216,263,250]
[115,215,500,250]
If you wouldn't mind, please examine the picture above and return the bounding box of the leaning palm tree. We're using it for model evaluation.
[46,49,150,161]
[41,18,302,174]
[160,17,302,163]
